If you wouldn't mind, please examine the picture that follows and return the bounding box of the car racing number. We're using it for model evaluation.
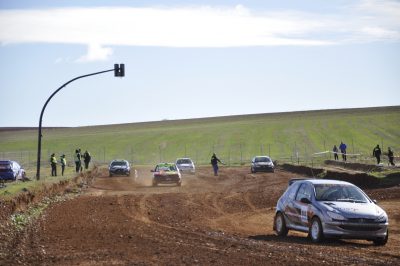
[300,205,308,223]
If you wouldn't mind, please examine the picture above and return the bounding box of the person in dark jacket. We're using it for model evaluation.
[333,145,339,160]
[372,144,382,164]
[388,147,395,166]
[339,142,347,162]
[211,153,223,176]
[74,149,82,173]
[83,150,91,170]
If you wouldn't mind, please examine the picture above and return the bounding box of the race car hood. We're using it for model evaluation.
[322,201,386,218]
[110,165,129,170]
[254,162,273,166]
[177,164,193,167]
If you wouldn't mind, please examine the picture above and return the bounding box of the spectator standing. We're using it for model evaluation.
[210,153,223,176]
[372,144,382,164]
[339,142,347,162]
[83,150,91,170]
[50,153,57,176]
[74,149,82,173]
[60,154,66,176]
[78,149,83,172]
[388,147,395,166]
[333,145,339,160]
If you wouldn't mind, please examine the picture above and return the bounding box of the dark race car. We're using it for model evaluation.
[251,156,274,173]
[273,178,389,245]
[108,160,131,177]
[151,163,182,186]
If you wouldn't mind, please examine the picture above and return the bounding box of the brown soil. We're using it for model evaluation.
[2,166,400,265]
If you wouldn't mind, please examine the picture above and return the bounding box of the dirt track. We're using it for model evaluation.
[6,167,400,265]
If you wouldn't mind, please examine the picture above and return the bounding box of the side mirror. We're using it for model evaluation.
[373,199,378,204]
[300,198,311,204]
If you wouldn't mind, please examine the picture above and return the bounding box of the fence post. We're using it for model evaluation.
[228,147,231,167]
[268,144,271,157]
[240,143,243,165]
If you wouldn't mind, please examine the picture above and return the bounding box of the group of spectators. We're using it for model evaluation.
[50,149,92,176]
[332,141,395,166]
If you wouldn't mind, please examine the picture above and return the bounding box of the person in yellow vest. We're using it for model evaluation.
[50,153,57,176]
[60,154,66,176]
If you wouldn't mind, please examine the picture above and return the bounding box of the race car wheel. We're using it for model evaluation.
[109,173,113,177]
[309,217,324,243]
[251,167,255,173]
[373,230,388,246]
[275,212,288,236]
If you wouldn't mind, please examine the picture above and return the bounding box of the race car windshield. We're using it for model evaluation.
[159,165,177,171]
[315,184,369,203]
[111,161,127,166]
[0,162,11,169]
[177,159,192,164]
[255,157,271,163]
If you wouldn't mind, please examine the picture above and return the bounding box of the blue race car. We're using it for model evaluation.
[0,160,26,181]
[274,178,388,245]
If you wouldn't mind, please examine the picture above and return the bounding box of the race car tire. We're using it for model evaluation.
[309,217,324,243]
[275,212,288,236]
[373,230,388,246]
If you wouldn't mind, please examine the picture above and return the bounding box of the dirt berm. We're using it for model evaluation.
[279,163,400,189]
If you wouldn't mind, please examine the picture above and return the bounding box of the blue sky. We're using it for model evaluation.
[0,0,399,127]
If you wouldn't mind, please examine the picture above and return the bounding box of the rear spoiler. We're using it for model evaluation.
[288,178,308,186]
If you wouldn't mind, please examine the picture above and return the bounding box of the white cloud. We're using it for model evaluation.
[0,3,399,60]
[76,43,113,62]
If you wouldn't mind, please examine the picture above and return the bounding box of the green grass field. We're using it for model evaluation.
[1,106,399,173]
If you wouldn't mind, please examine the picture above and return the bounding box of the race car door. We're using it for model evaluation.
[293,183,313,227]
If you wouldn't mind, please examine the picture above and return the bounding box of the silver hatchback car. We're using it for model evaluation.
[273,179,388,245]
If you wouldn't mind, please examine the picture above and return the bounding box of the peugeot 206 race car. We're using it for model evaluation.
[151,163,182,187]
[273,178,388,245]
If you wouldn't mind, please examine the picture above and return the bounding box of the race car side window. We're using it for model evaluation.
[286,182,300,200]
[295,183,313,202]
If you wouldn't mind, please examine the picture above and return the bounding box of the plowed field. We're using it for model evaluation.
[5,167,400,265]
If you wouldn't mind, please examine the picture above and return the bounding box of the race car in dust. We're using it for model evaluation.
[151,163,182,186]
[273,178,388,245]
[108,160,131,177]
[250,156,274,173]
[0,160,26,181]
[175,158,195,174]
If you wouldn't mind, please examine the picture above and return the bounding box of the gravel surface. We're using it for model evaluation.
[2,166,400,265]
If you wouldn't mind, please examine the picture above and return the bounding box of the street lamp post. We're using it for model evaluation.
[36,64,125,180]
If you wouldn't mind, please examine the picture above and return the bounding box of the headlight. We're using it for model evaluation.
[327,211,346,221]
[375,214,387,223]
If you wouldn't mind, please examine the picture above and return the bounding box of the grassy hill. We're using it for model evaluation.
[1,106,399,169]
